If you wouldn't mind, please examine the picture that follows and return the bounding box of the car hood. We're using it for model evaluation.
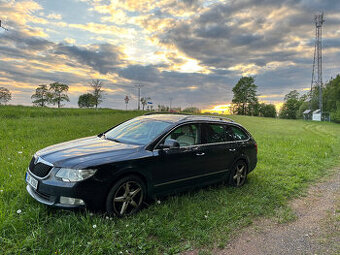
[36,136,142,168]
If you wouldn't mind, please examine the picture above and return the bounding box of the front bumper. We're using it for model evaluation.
[25,168,107,210]
[26,184,84,208]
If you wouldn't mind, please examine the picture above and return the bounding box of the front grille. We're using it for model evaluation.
[29,157,35,172]
[29,157,52,178]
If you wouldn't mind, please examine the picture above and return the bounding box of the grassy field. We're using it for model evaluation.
[1,105,339,254]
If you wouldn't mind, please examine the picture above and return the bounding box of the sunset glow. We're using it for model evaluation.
[202,104,232,115]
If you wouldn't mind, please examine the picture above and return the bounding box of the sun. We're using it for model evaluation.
[202,104,232,115]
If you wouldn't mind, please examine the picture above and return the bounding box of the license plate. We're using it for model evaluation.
[26,173,38,190]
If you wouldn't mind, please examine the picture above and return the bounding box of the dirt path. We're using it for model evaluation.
[219,168,340,255]
[185,168,340,255]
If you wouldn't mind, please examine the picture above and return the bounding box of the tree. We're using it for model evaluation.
[78,93,96,108]
[258,103,277,118]
[232,77,258,115]
[182,107,200,113]
[89,79,104,108]
[0,87,12,105]
[279,90,305,119]
[323,75,340,122]
[158,105,169,112]
[31,85,50,107]
[49,82,70,108]
[140,97,150,111]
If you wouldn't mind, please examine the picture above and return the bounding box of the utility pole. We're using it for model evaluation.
[135,84,144,110]
[0,20,9,31]
[169,97,173,112]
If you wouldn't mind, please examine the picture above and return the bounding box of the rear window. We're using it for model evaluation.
[203,124,234,144]
[231,126,248,140]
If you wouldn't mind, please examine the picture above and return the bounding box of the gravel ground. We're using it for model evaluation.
[184,167,340,255]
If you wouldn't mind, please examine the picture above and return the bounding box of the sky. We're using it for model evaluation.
[0,0,339,111]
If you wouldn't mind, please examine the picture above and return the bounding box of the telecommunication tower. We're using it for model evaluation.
[310,12,325,112]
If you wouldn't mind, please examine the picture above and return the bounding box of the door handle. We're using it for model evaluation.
[196,152,205,156]
[229,148,236,152]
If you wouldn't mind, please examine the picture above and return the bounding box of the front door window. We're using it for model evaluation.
[164,124,199,147]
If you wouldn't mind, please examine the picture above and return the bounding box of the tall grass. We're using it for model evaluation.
[0,105,142,119]
[0,106,339,254]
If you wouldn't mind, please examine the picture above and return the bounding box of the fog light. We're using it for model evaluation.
[59,196,85,205]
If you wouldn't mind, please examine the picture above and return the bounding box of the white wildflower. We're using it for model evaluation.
[157,200,161,204]
[0,190,3,193]
[18,151,23,154]
[17,209,22,214]
[92,224,97,229]
[204,215,208,219]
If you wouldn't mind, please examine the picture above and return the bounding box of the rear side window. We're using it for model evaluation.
[202,124,234,144]
[231,126,248,140]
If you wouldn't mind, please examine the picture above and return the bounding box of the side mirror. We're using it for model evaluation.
[159,139,180,149]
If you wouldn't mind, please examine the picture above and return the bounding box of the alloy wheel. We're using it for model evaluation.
[232,162,247,187]
[112,181,143,216]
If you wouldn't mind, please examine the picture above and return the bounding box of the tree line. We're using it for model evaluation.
[280,75,340,122]
[30,80,104,108]
[1,75,338,121]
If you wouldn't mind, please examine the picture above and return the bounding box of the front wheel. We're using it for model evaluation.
[229,160,247,187]
[106,175,146,217]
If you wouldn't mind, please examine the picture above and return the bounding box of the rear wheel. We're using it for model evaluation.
[106,175,146,216]
[229,160,247,187]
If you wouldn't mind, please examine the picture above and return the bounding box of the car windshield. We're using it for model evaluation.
[104,118,172,145]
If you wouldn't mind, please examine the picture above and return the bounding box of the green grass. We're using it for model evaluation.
[1,106,340,254]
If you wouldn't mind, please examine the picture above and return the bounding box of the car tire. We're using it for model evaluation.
[229,160,247,187]
[106,175,146,217]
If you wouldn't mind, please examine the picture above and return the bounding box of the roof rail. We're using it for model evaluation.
[143,112,188,116]
[143,112,234,122]
[183,114,234,122]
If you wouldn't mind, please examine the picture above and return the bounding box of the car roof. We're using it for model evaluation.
[141,113,235,124]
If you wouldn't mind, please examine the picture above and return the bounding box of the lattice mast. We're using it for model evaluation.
[310,12,325,111]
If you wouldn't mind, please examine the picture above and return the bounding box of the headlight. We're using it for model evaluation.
[55,168,97,182]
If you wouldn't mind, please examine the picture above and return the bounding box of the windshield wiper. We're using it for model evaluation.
[110,138,121,143]
[101,134,121,143]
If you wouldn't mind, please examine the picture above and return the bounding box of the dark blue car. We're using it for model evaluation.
[26,114,257,216]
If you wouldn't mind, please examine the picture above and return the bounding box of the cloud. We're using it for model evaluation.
[46,13,62,20]
[54,43,124,74]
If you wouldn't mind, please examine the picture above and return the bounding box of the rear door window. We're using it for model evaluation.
[230,126,248,140]
[202,124,234,144]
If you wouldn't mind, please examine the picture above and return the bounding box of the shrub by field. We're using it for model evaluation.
[0,106,339,254]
